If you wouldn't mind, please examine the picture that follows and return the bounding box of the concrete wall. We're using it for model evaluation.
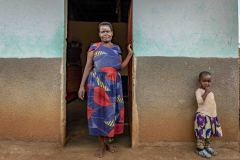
[0,0,65,142]
[0,0,238,146]
[0,0,64,58]
[133,0,238,57]
[239,0,240,47]
[0,59,62,141]
[132,0,239,145]
[135,57,238,142]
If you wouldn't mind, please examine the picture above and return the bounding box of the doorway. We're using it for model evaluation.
[65,0,132,147]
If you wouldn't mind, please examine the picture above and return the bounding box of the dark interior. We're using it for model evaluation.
[65,0,131,147]
[68,0,130,22]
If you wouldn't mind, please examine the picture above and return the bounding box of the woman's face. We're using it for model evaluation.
[99,25,113,43]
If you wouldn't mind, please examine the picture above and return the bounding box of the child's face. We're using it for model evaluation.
[200,74,211,89]
[99,25,113,43]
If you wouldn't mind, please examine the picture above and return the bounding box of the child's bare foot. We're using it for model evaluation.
[94,144,106,158]
[105,143,117,153]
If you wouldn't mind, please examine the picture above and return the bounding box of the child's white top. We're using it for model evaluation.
[195,88,217,117]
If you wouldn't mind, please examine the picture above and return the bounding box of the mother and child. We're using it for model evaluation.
[78,21,223,158]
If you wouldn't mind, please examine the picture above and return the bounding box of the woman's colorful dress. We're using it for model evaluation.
[87,42,124,137]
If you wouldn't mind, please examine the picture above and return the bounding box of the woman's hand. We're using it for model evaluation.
[120,44,133,69]
[78,50,94,100]
[78,86,85,100]
[127,44,133,57]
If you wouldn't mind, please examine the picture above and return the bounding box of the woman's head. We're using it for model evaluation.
[98,22,113,43]
[198,71,211,89]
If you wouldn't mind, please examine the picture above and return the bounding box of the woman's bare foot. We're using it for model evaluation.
[94,144,106,158]
[105,143,117,153]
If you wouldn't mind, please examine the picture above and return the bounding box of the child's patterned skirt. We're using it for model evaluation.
[194,112,223,140]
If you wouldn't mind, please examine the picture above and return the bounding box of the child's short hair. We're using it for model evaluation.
[98,22,113,31]
[199,71,211,80]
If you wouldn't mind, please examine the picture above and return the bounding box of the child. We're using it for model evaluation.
[194,71,223,158]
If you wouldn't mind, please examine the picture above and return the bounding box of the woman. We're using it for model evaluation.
[78,22,133,158]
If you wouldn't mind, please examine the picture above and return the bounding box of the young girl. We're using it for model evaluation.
[78,22,133,158]
[194,71,223,158]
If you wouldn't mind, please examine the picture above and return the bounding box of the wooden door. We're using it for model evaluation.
[127,0,133,146]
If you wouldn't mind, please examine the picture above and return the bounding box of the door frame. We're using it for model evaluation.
[128,0,139,148]
[60,0,68,146]
[60,0,136,147]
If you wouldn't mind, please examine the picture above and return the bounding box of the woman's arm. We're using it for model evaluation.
[78,51,94,100]
[120,44,133,69]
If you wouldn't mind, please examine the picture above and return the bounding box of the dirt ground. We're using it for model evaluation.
[1,100,238,160]
[0,139,239,160]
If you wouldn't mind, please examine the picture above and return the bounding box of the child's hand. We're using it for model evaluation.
[205,87,211,93]
[202,87,211,101]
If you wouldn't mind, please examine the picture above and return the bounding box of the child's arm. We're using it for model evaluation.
[201,87,211,101]
[196,88,211,104]
[196,89,204,105]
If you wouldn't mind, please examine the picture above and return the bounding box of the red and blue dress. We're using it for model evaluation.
[87,42,124,137]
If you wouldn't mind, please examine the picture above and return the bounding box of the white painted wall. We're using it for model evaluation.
[133,0,238,57]
[0,0,65,58]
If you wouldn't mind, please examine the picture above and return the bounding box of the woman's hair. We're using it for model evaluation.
[99,22,113,31]
[199,71,211,80]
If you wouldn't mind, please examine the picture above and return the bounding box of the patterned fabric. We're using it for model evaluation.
[87,42,124,137]
[194,112,223,140]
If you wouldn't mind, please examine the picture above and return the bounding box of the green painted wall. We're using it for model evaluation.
[238,0,240,47]
[0,0,64,58]
[133,0,238,57]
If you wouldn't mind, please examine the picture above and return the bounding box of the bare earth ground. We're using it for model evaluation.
[1,100,239,160]
[0,140,239,160]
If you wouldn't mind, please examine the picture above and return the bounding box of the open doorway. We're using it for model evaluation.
[65,0,132,147]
